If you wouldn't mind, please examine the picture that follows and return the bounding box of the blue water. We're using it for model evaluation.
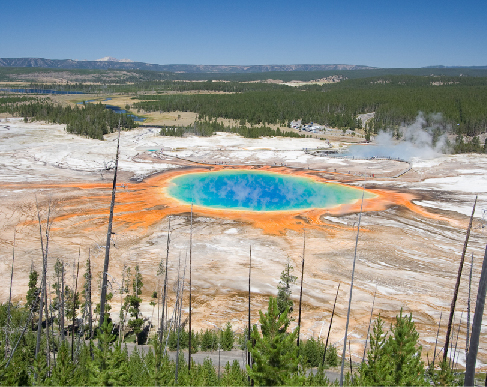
[167,170,373,211]
[0,88,84,94]
[76,101,146,121]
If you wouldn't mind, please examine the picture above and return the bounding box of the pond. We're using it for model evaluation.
[77,99,146,121]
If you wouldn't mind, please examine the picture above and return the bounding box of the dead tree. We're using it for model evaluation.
[188,204,193,372]
[99,125,121,330]
[464,243,487,386]
[466,252,474,357]
[86,252,92,340]
[248,245,252,385]
[297,231,305,347]
[71,257,80,361]
[34,196,53,377]
[322,283,340,367]
[61,260,65,341]
[5,229,15,358]
[432,312,442,369]
[362,288,377,364]
[160,217,171,359]
[340,188,365,387]
[443,196,477,363]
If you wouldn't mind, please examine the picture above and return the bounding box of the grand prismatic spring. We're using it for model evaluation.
[166,170,376,211]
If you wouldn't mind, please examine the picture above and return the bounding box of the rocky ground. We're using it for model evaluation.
[0,118,486,369]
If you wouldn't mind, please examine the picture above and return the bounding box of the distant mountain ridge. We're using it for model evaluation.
[0,57,375,73]
[423,65,487,69]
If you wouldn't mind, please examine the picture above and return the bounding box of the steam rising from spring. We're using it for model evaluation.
[348,113,449,161]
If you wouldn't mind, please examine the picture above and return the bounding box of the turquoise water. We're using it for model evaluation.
[167,170,373,211]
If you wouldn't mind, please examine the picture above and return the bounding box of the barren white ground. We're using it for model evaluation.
[1,119,486,368]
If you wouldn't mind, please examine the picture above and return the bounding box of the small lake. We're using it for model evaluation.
[167,170,373,211]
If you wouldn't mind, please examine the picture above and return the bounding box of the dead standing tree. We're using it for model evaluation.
[99,125,121,330]
[188,204,193,372]
[297,230,305,347]
[443,196,477,364]
[34,196,53,378]
[464,243,487,386]
[322,283,340,367]
[340,188,365,387]
[5,229,16,359]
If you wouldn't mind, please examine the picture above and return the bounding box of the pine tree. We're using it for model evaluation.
[220,322,234,351]
[358,315,393,385]
[387,309,426,386]
[358,310,427,386]
[26,269,40,313]
[277,261,297,316]
[247,297,304,385]
[124,264,144,344]
[50,341,75,385]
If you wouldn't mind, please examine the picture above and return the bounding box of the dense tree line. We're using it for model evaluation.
[159,119,307,139]
[0,96,36,112]
[4,101,137,140]
[0,263,346,386]
[134,76,487,138]
[1,287,437,386]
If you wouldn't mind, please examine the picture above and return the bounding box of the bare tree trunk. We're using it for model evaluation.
[44,268,50,375]
[451,312,463,370]
[159,217,170,362]
[340,189,365,387]
[99,125,121,330]
[87,252,92,340]
[444,196,477,363]
[362,288,377,364]
[161,217,170,342]
[5,229,15,359]
[188,204,193,372]
[61,260,65,341]
[34,196,52,377]
[248,245,252,385]
[174,258,181,386]
[464,243,487,386]
[6,300,37,368]
[71,257,79,361]
[49,282,56,367]
[297,258,304,347]
[466,252,474,357]
[349,340,353,382]
[297,231,305,347]
[119,264,125,346]
[322,283,340,367]
[432,312,442,369]
[175,252,187,385]
[44,204,53,376]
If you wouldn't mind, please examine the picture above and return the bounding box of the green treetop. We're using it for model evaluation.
[247,296,303,386]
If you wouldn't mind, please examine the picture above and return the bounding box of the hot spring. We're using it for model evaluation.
[166,170,374,211]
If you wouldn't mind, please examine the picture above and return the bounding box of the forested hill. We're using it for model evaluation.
[0,58,373,73]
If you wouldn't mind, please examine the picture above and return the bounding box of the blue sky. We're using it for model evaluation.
[1,0,486,68]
